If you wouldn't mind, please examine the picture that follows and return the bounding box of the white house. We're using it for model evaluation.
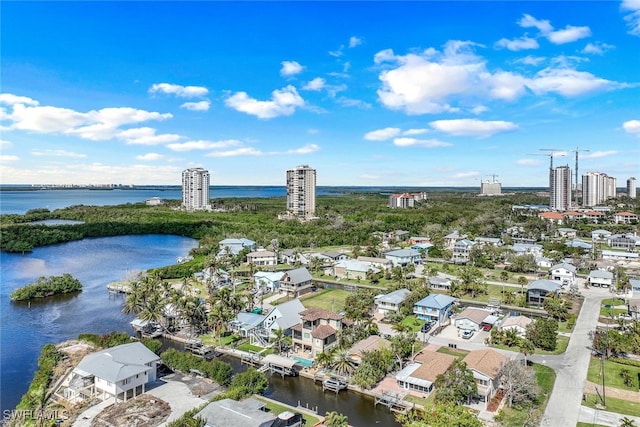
[614,212,639,224]
[383,248,422,267]
[253,271,284,292]
[374,288,411,315]
[453,307,497,332]
[279,267,314,297]
[217,238,256,259]
[500,315,532,337]
[256,298,306,343]
[588,270,614,288]
[246,250,277,267]
[65,342,160,403]
[452,239,475,264]
[333,259,380,280]
[357,256,393,270]
[462,349,508,409]
[427,276,453,291]
[549,262,576,287]
[591,229,612,242]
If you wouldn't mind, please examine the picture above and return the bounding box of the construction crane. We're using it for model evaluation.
[539,148,566,169]
[571,147,591,205]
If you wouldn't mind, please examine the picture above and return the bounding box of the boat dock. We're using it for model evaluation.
[107,282,131,295]
[241,353,300,378]
[322,377,348,394]
[373,389,412,414]
[185,340,218,360]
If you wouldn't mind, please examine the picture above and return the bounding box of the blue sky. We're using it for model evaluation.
[1,1,639,187]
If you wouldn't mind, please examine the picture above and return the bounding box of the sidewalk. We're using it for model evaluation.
[579,405,640,426]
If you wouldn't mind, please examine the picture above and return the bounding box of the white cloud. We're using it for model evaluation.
[518,14,591,44]
[453,171,480,178]
[117,127,182,145]
[167,139,242,152]
[0,93,39,106]
[10,104,88,133]
[225,86,305,119]
[349,36,363,48]
[0,139,12,148]
[0,155,19,162]
[308,128,320,135]
[516,158,542,166]
[623,119,640,137]
[515,55,546,66]
[583,150,617,158]
[336,97,372,109]
[180,101,210,111]
[303,78,326,91]
[471,105,489,115]
[621,0,640,36]
[31,149,86,158]
[581,42,614,55]
[392,137,452,148]
[364,127,401,141]
[402,128,429,136]
[495,36,539,51]
[528,67,615,97]
[280,61,304,76]
[429,119,518,138]
[135,153,165,161]
[206,147,264,158]
[286,144,320,154]
[149,83,208,98]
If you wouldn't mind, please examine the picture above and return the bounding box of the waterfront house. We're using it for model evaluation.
[549,263,576,287]
[565,238,593,250]
[527,280,560,307]
[587,270,614,288]
[195,397,276,427]
[414,294,457,324]
[65,342,160,403]
[510,243,543,257]
[258,298,306,343]
[279,267,314,297]
[453,307,497,332]
[602,250,639,262]
[217,238,257,259]
[475,237,502,247]
[230,312,267,338]
[200,267,231,288]
[333,259,380,280]
[347,335,391,365]
[395,350,455,395]
[374,288,410,315]
[462,349,507,409]
[557,228,577,238]
[291,307,351,357]
[500,315,532,337]
[254,271,285,293]
[383,248,422,267]
[246,250,278,267]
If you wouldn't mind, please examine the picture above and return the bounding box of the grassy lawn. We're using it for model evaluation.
[583,393,640,417]
[496,363,556,426]
[254,397,320,426]
[577,424,607,427]
[602,298,626,307]
[300,288,352,312]
[237,342,270,353]
[491,335,569,355]
[600,306,628,317]
[401,315,425,332]
[200,333,241,346]
[587,357,640,390]
[436,346,469,360]
[404,391,436,407]
[557,320,573,333]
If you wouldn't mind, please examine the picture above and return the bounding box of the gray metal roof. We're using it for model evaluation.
[527,280,561,292]
[375,288,410,305]
[588,270,614,280]
[284,267,312,284]
[74,342,159,383]
[195,398,276,427]
[265,298,305,331]
[416,293,457,309]
[384,248,421,257]
[550,262,576,273]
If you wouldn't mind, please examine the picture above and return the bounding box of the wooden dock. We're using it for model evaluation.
[374,389,412,414]
[107,282,131,294]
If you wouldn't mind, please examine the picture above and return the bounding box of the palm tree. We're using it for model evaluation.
[620,417,637,427]
[331,349,356,377]
[519,338,535,366]
[324,411,349,427]
[315,350,334,370]
[272,328,286,354]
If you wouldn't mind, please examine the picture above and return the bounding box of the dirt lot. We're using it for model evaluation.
[90,394,170,427]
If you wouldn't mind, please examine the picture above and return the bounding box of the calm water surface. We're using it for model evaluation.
[0,234,198,412]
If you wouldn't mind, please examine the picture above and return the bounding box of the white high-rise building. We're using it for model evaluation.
[286,165,316,218]
[550,165,572,211]
[182,168,210,211]
[628,177,637,199]
[582,172,616,207]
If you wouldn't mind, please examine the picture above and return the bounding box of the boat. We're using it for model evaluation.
[322,377,348,392]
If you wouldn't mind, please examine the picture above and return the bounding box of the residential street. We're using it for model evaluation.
[538,286,611,427]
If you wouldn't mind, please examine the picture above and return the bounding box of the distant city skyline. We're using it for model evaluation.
[1,2,639,187]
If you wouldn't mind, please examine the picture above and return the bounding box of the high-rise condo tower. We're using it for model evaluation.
[182,167,210,211]
[286,165,316,219]
[550,165,572,211]
[582,172,616,207]
[628,177,637,199]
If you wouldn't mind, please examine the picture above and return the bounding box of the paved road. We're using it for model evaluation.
[579,405,640,426]
[539,287,610,427]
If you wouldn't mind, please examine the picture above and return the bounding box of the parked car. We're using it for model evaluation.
[482,323,492,331]
[421,320,435,333]
[461,330,474,339]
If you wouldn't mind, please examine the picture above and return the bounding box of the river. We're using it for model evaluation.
[0,234,199,412]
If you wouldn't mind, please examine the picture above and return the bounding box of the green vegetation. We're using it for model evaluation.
[495,363,556,427]
[254,397,320,426]
[300,288,351,312]
[10,273,82,301]
[587,357,640,390]
[583,393,640,417]
[400,315,424,332]
[160,348,233,385]
[435,346,469,360]
[13,344,62,425]
[396,401,483,427]
[78,331,162,354]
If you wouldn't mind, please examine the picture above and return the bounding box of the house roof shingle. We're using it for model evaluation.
[300,307,343,321]
[462,349,507,379]
[411,351,456,382]
[311,324,336,339]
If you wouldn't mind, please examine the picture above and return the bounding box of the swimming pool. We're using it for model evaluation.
[292,355,314,367]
